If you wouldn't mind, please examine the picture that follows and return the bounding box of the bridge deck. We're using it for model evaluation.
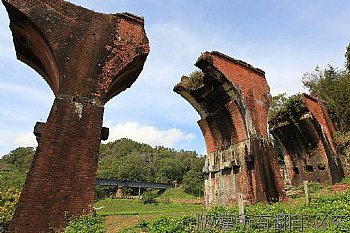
[96,178,173,189]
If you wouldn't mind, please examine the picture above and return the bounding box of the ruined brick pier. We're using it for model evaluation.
[174,52,285,208]
[2,0,149,231]
[269,94,344,186]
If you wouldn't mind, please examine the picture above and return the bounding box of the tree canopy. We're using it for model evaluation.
[302,44,350,133]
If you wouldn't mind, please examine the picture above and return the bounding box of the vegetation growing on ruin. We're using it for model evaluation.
[187,70,205,90]
[269,44,350,161]
[302,43,350,160]
[268,93,304,123]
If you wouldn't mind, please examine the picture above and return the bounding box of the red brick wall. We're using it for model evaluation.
[211,53,270,137]
[176,51,285,207]
[9,98,104,232]
[4,0,149,232]
[270,94,343,186]
[302,94,337,153]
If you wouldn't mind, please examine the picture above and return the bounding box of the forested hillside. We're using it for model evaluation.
[0,138,204,195]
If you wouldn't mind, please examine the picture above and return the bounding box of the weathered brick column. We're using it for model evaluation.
[2,0,149,231]
[269,94,344,186]
[174,51,285,208]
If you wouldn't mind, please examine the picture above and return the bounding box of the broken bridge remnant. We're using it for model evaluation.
[174,51,285,208]
[269,94,344,186]
[3,0,149,231]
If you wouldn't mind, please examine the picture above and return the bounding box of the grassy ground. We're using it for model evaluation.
[94,180,350,232]
[95,198,203,216]
[159,188,200,200]
[94,188,204,232]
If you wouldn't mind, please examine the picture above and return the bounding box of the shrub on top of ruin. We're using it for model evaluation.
[187,70,204,90]
[269,94,304,124]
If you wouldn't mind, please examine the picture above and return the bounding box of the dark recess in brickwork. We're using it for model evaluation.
[269,94,344,186]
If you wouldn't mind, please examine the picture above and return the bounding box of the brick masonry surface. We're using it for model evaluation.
[269,94,344,186]
[174,51,285,208]
[2,0,149,232]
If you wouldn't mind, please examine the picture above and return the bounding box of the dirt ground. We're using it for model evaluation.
[105,214,156,232]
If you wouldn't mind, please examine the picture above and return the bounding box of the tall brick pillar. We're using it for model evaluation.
[2,0,149,232]
[174,51,285,208]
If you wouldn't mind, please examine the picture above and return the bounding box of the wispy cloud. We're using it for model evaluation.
[0,82,53,106]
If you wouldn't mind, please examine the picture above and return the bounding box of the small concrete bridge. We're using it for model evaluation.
[95,178,174,198]
[96,178,173,189]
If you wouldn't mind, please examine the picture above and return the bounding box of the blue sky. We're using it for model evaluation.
[1,0,349,157]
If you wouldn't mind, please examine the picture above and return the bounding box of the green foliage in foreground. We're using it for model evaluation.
[63,213,105,233]
[0,189,20,232]
[208,190,350,216]
[120,216,197,233]
[122,188,350,232]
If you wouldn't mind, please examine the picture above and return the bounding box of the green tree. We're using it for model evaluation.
[268,93,288,120]
[0,171,26,192]
[346,43,350,72]
[303,65,350,132]
[1,147,35,172]
[182,169,204,196]
[1,138,205,198]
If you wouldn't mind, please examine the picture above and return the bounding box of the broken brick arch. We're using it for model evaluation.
[3,0,149,232]
[269,94,344,186]
[174,51,285,207]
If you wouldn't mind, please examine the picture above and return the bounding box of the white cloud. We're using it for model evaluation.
[14,132,37,147]
[0,129,37,157]
[106,121,196,148]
